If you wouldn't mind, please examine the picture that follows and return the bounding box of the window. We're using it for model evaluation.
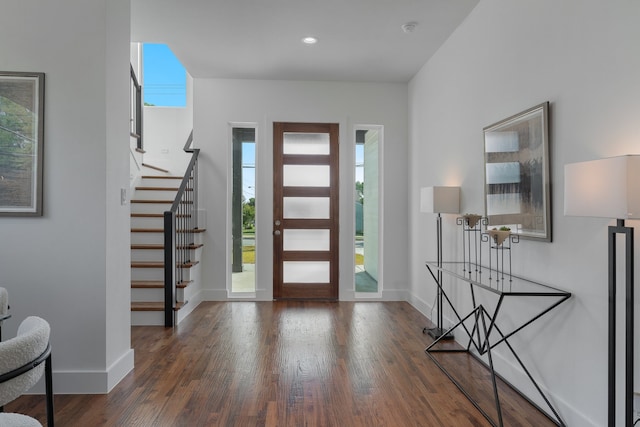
[231,127,256,294]
[142,43,186,107]
[355,126,382,295]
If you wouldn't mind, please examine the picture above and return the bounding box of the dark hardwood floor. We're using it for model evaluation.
[7,301,558,426]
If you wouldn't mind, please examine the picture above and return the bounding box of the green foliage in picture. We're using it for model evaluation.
[0,95,36,208]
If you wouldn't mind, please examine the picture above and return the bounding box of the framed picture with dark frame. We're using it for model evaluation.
[0,71,45,216]
[483,102,551,241]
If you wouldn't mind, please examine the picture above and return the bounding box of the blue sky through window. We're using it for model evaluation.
[143,43,186,107]
[355,143,364,182]
[243,142,256,200]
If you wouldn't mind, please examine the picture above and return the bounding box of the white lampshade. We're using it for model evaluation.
[420,186,460,214]
[564,155,640,219]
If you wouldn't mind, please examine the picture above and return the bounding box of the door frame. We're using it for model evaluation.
[273,122,339,300]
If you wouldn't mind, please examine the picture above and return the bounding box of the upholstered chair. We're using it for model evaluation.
[0,316,54,426]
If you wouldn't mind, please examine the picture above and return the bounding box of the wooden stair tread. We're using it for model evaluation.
[131,244,162,249]
[131,280,192,289]
[131,199,193,204]
[131,301,186,312]
[131,227,206,233]
[135,186,180,191]
[131,260,200,268]
[131,213,191,218]
[130,199,173,204]
[131,243,204,250]
[132,261,163,268]
[136,186,193,191]
[180,243,204,249]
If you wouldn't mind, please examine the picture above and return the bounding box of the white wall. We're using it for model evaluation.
[105,0,135,390]
[141,73,194,175]
[408,1,640,425]
[193,79,408,301]
[0,0,133,393]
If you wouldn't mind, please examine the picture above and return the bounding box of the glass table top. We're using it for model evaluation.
[426,261,570,296]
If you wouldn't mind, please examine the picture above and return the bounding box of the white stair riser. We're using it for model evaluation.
[131,288,163,302]
[131,311,164,326]
[131,216,164,229]
[131,267,195,281]
[189,247,203,259]
[131,250,164,262]
[131,233,164,245]
[140,178,185,187]
[131,288,184,302]
[191,232,204,245]
[131,216,198,229]
[131,248,200,262]
[131,268,163,281]
[130,202,173,214]
[134,189,179,200]
[131,232,202,245]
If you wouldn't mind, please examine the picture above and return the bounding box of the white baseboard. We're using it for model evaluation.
[408,291,433,318]
[176,290,204,323]
[107,349,135,392]
[200,288,230,300]
[27,349,134,395]
[339,288,409,301]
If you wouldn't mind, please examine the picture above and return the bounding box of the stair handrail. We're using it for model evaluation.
[163,130,199,327]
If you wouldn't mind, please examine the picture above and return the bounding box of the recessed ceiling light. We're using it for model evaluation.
[302,36,318,45]
[401,22,418,33]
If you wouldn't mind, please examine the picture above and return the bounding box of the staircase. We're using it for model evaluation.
[130,175,204,326]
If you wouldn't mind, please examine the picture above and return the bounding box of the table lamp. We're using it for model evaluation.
[564,155,640,427]
[421,186,460,339]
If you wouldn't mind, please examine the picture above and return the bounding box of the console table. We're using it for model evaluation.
[424,261,571,427]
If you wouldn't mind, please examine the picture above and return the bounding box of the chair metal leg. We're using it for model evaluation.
[45,353,54,427]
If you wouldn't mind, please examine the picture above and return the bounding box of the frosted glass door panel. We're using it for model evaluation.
[283,197,330,219]
[283,165,330,187]
[283,229,330,251]
[283,133,330,155]
[283,261,330,283]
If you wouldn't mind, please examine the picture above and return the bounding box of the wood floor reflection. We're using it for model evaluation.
[7,301,557,426]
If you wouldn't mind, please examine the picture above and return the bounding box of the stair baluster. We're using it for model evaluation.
[164,131,199,327]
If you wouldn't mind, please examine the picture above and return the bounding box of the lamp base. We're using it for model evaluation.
[423,327,454,340]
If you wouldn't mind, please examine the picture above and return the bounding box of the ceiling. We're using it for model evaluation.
[131,0,479,83]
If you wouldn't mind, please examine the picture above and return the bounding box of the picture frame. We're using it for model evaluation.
[483,102,551,241]
[0,71,45,216]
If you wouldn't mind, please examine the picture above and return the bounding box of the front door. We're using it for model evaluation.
[273,122,339,300]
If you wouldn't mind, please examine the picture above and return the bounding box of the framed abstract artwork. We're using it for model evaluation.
[483,102,551,241]
[0,72,45,216]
